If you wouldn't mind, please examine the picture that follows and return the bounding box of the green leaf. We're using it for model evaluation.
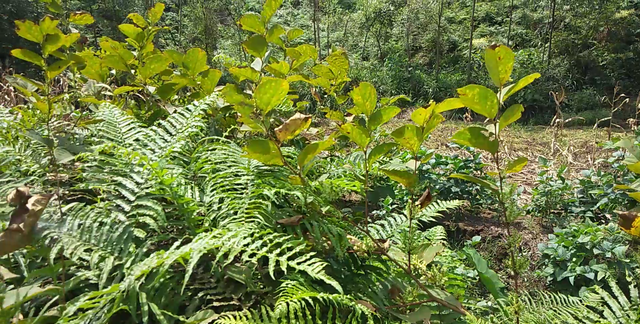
[69,11,94,25]
[138,54,171,80]
[368,143,398,166]
[499,73,541,102]
[148,3,165,25]
[265,61,290,77]
[2,284,61,310]
[229,67,260,82]
[349,82,377,117]
[113,86,142,95]
[290,44,317,70]
[457,85,499,119]
[238,13,265,34]
[340,123,370,149]
[45,0,63,13]
[183,48,209,76]
[381,169,418,189]
[326,50,349,76]
[436,98,465,112]
[39,16,59,35]
[275,112,312,142]
[261,0,283,24]
[419,244,444,266]
[127,13,148,28]
[45,59,71,79]
[311,64,335,80]
[79,54,107,82]
[287,28,304,42]
[450,174,498,194]
[15,20,43,43]
[11,49,44,67]
[451,126,498,154]
[484,44,515,87]
[199,69,222,94]
[505,157,528,174]
[42,33,64,56]
[254,77,289,114]
[155,82,181,100]
[54,147,74,163]
[465,247,506,300]
[380,95,410,106]
[243,34,268,58]
[628,192,640,202]
[266,24,286,48]
[298,138,335,168]
[243,139,283,166]
[423,113,445,137]
[102,55,129,71]
[222,84,251,105]
[411,104,435,126]
[118,24,143,40]
[369,106,400,130]
[499,104,524,130]
[391,125,423,153]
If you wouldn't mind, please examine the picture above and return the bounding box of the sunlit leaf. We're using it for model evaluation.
[499,73,541,102]
[2,284,61,310]
[266,24,286,48]
[238,13,265,34]
[484,44,514,87]
[243,139,283,165]
[499,104,524,130]
[148,3,165,25]
[42,33,63,56]
[138,54,171,80]
[423,113,445,137]
[381,95,410,106]
[254,77,289,114]
[381,169,417,189]
[15,20,43,43]
[451,126,498,154]
[261,0,283,24]
[505,156,528,174]
[298,138,335,168]
[326,50,349,77]
[349,82,377,117]
[275,112,312,142]
[457,85,499,119]
[265,61,290,77]
[113,86,142,95]
[11,49,44,67]
[118,24,143,40]
[287,28,304,42]
[450,174,498,193]
[127,13,148,28]
[436,98,465,113]
[243,34,268,58]
[369,106,400,130]
[45,59,71,79]
[411,103,435,126]
[311,64,335,80]
[391,125,422,153]
[39,16,59,35]
[69,11,94,25]
[183,48,209,76]
[229,67,260,82]
[340,123,370,149]
[199,69,222,94]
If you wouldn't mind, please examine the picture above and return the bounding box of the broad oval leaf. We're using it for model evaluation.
[254,77,289,114]
[381,169,418,189]
[450,174,498,194]
[340,123,371,149]
[127,13,148,28]
[243,34,268,58]
[138,54,171,80]
[183,48,209,76]
[391,125,423,153]
[11,49,44,67]
[451,126,498,154]
[15,20,43,43]
[265,61,290,77]
[499,73,541,102]
[464,247,506,300]
[499,104,524,130]
[45,59,71,79]
[380,95,410,106]
[261,0,283,24]
[423,113,445,137]
[42,33,64,56]
[69,11,94,25]
[118,24,143,40]
[243,139,283,165]
[435,98,465,112]
[457,85,499,119]
[369,105,401,130]
[199,69,222,94]
[238,13,265,35]
[287,28,304,42]
[350,82,377,117]
[229,67,260,82]
[266,24,286,48]
[148,3,165,25]
[484,44,515,87]
[505,156,528,174]
[298,138,335,168]
[368,143,398,166]
[326,50,349,76]
[411,103,435,126]
[275,112,312,142]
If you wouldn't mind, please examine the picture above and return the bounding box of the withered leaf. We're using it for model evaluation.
[416,188,433,209]
[356,300,376,312]
[275,112,312,142]
[618,211,637,231]
[277,215,304,226]
[7,186,30,206]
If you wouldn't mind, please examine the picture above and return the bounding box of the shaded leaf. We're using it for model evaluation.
[368,143,398,166]
[199,69,222,94]
[381,169,417,189]
[2,285,61,309]
[265,61,290,77]
[229,67,260,82]
[266,24,286,48]
[243,35,268,58]
[450,174,498,194]
[298,138,335,168]
[138,54,171,80]
[287,28,304,42]
[113,86,142,95]
[45,59,71,79]
[465,247,506,300]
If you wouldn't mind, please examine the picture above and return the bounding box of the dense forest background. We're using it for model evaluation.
[3,0,640,124]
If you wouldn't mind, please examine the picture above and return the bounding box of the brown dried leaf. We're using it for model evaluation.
[388,285,402,300]
[356,300,376,312]
[618,211,637,231]
[416,188,433,209]
[6,187,30,206]
[277,215,304,226]
[275,112,312,142]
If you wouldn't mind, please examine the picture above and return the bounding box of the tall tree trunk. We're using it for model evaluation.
[435,0,444,83]
[507,0,514,46]
[467,0,477,84]
[178,0,183,49]
[313,0,321,58]
[547,0,556,67]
